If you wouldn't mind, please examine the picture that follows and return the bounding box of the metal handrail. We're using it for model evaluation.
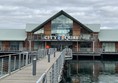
[0,47,28,52]
[0,48,56,79]
[36,49,71,83]
[0,52,30,78]
[72,48,103,53]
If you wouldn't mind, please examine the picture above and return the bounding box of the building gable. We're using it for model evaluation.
[32,10,93,33]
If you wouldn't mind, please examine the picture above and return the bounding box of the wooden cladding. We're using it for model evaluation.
[2,41,10,50]
[115,42,118,52]
[73,22,81,36]
[44,21,51,36]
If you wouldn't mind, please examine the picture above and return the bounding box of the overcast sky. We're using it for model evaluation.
[0,0,118,29]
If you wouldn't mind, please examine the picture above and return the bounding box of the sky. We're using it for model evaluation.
[0,0,118,29]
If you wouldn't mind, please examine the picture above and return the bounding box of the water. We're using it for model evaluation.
[63,60,118,83]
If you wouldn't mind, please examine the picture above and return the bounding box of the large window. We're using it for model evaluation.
[10,42,19,50]
[102,43,115,52]
[51,15,73,36]
[34,28,44,39]
[34,28,44,34]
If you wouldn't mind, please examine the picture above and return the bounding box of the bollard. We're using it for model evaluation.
[54,51,55,57]
[48,54,50,62]
[32,55,36,75]
[47,49,50,62]
[54,48,56,57]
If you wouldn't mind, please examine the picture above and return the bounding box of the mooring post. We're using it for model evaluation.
[32,55,36,75]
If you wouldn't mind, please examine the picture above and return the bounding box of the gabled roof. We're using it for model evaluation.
[0,29,26,41]
[98,29,118,42]
[85,24,100,32]
[26,24,39,32]
[32,10,93,33]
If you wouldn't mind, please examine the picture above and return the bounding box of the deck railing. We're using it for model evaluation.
[0,48,56,79]
[73,48,118,53]
[36,48,72,83]
[0,47,28,52]
[72,48,103,53]
[0,52,30,78]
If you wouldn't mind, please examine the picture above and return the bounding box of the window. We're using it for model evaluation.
[51,15,73,36]
[10,42,19,50]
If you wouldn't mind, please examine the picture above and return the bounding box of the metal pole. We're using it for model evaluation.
[48,54,50,62]
[23,54,24,66]
[19,53,21,70]
[50,72,52,83]
[52,64,54,83]
[54,51,56,57]
[77,41,78,52]
[13,56,16,70]
[1,58,4,75]
[48,49,50,62]
[54,48,56,57]
[93,40,95,52]
[93,40,95,60]
[8,54,11,75]
[25,52,28,66]
[32,55,36,75]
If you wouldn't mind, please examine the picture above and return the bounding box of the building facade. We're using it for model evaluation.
[0,10,118,53]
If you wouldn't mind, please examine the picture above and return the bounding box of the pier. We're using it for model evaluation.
[0,48,72,83]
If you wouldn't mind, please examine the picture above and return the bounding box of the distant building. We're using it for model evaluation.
[0,10,118,53]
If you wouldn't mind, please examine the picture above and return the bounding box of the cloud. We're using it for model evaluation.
[0,0,118,29]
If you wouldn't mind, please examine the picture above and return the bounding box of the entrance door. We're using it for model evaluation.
[51,42,72,51]
[52,44,66,51]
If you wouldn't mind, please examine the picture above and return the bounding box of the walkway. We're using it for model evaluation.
[0,52,61,83]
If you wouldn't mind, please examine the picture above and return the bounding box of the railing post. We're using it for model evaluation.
[1,58,4,76]
[32,55,36,76]
[93,40,95,52]
[50,72,52,83]
[22,53,25,66]
[19,53,21,70]
[13,56,16,70]
[8,54,11,75]
[52,64,54,83]
[55,60,58,82]
[25,52,28,66]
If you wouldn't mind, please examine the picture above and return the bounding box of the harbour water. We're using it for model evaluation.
[62,60,118,83]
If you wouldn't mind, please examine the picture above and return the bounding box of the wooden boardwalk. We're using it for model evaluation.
[0,52,61,83]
